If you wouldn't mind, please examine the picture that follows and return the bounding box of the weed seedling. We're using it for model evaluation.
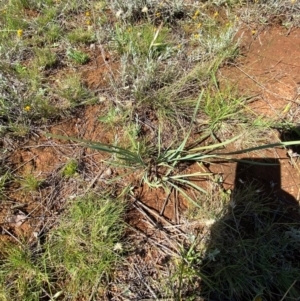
[67,48,89,65]
[18,174,42,193]
[62,159,78,178]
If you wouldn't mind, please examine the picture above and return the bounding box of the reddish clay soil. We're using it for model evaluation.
[220,26,300,120]
[80,47,119,90]
[1,26,300,247]
[215,26,300,202]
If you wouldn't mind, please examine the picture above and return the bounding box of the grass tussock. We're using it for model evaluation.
[0,194,125,300]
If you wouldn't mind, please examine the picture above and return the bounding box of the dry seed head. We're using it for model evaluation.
[116,9,123,18]
[141,6,148,13]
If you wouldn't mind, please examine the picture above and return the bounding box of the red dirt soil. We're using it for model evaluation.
[220,26,300,119]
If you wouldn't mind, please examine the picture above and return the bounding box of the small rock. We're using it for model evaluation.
[100,168,112,179]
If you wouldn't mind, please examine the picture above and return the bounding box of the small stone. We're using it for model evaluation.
[100,168,112,179]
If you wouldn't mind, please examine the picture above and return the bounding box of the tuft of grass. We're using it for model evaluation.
[47,93,244,207]
[0,242,50,301]
[0,193,126,300]
[67,28,95,44]
[0,171,12,198]
[202,86,245,131]
[33,48,57,69]
[45,194,125,299]
[67,48,90,65]
[113,22,170,58]
[18,174,42,193]
[57,74,96,107]
[61,159,78,178]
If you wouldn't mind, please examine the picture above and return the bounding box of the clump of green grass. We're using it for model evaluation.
[33,48,57,69]
[67,48,89,64]
[0,194,126,300]
[113,22,170,58]
[57,74,96,106]
[0,66,30,136]
[67,28,95,44]
[18,174,42,193]
[61,159,78,177]
[202,86,245,131]
[0,170,12,199]
[45,194,125,299]
[0,242,50,301]
[47,94,244,207]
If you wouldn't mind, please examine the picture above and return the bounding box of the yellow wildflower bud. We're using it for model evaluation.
[85,11,90,16]
[17,29,23,38]
[213,11,219,18]
[24,106,31,112]
[251,29,257,35]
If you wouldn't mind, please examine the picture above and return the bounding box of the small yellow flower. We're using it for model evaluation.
[291,0,296,3]
[24,106,31,112]
[127,27,132,32]
[194,10,200,17]
[213,11,219,18]
[156,12,161,17]
[196,23,202,29]
[192,33,200,39]
[86,19,91,25]
[177,44,182,49]
[251,29,257,35]
[17,29,23,38]
[85,11,90,17]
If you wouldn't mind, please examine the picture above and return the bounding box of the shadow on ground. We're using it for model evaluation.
[199,151,300,300]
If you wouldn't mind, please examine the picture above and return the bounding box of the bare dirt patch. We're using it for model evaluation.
[81,47,119,90]
[220,26,300,120]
